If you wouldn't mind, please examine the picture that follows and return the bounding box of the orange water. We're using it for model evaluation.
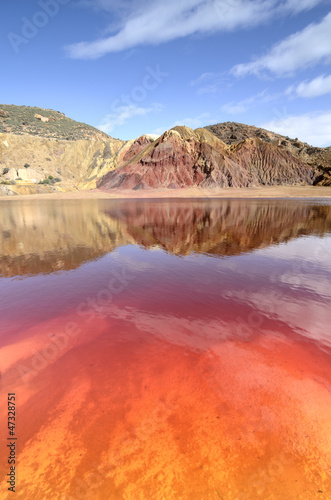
[0,199,331,499]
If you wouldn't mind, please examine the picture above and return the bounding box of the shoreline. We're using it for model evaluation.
[0,186,331,201]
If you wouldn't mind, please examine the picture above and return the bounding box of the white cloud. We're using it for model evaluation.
[190,72,217,86]
[173,112,212,128]
[148,126,167,136]
[232,12,331,77]
[232,287,331,347]
[98,103,162,134]
[287,74,331,97]
[261,110,331,147]
[148,112,216,136]
[277,0,329,13]
[66,0,327,59]
[221,89,277,114]
[190,72,227,94]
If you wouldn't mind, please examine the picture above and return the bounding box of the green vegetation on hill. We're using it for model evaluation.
[0,104,109,141]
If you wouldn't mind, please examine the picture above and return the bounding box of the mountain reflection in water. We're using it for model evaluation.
[0,198,330,500]
[1,199,331,276]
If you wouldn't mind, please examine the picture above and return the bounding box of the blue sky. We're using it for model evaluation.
[1,0,331,145]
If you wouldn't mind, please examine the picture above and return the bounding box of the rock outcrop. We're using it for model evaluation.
[0,109,9,119]
[98,126,316,191]
[205,121,331,187]
[0,132,124,192]
[5,167,44,183]
[1,106,330,195]
[0,104,141,194]
[0,105,158,193]
[229,138,314,186]
[122,135,156,163]
[0,105,164,195]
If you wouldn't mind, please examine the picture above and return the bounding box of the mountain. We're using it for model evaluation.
[0,105,156,195]
[205,121,296,145]
[97,126,316,190]
[0,104,108,141]
[205,121,331,186]
[1,106,330,195]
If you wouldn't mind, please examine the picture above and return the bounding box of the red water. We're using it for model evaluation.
[0,199,331,499]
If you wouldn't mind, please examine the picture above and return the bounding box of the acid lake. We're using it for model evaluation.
[0,198,331,499]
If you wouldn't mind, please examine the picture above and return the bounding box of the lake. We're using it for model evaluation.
[0,198,331,499]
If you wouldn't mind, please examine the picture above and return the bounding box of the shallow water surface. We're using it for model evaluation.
[0,198,331,499]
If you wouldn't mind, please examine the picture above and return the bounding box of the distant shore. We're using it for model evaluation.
[1,186,331,201]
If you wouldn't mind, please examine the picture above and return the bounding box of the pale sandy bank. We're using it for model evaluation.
[0,186,331,201]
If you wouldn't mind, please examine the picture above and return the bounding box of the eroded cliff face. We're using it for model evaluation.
[311,149,331,186]
[0,105,164,195]
[0,105,135,195]
[0,131,159,195]
[229,138,315,186]
[205,121,331,186]
[1,108,330,195]
[0,133,128,192]
[2,199,331,276]
[98,126,316,191]
[121,135,156,163]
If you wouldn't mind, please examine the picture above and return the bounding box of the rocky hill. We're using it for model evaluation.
[205,121,294,145]
[98,126,316,190]
[0,105,160,195]
[1,106,330,195]
[205,122,331,186]
[0,132,127,195]
[0,104,108,141]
